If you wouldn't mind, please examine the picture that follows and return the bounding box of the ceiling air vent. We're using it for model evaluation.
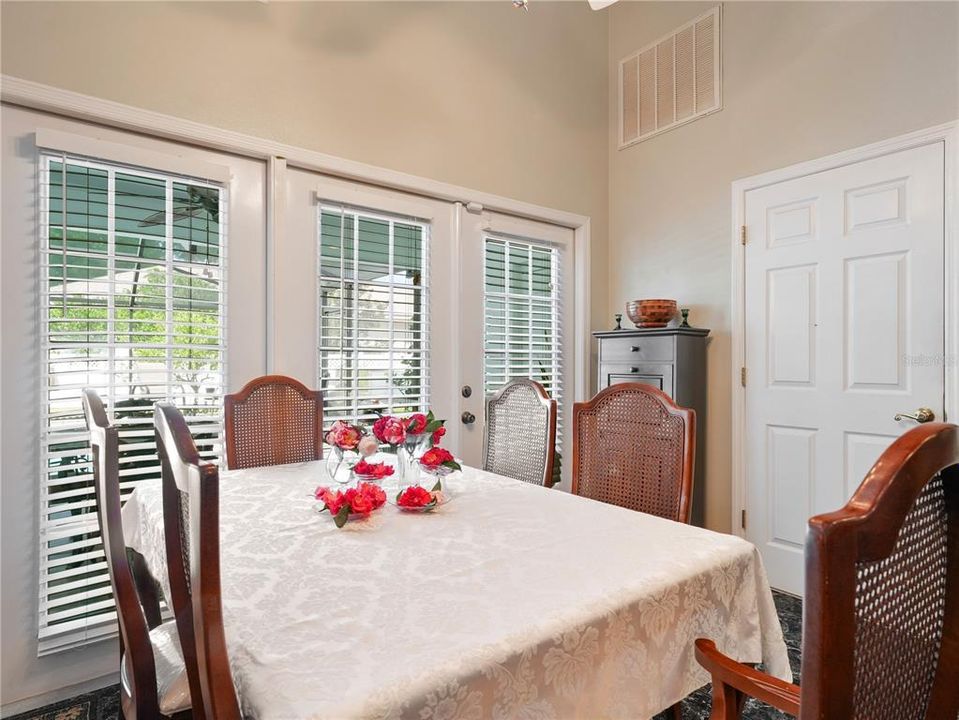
[619,5,721,149]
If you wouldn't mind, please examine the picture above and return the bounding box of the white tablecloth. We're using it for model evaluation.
[121,461,791,720]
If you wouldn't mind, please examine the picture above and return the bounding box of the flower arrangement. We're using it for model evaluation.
[372,410,447,448]
[396,479,445,511]
[315,482,387,528]
[324,420,364,450]
[404,410,446,443]
[352,459,394,481]
[418,446,462,475]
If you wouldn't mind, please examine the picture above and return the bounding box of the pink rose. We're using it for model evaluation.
[325,420,362,450]
[358,436,379,457]
[373,416,406,445]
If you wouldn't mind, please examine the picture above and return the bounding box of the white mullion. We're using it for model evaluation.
[527,245,534,384]
[420,223,430,411]
[387,220,395,415]
[164,179,174,405]
[337,208,347,422]
[37,153,56,631]
[107,169,117,415]
[351,212,360,424]
[504,241,512,384]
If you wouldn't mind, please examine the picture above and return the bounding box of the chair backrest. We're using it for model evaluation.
[571,382,695,523]
[83,388,164,719]
[224,374,323,470]
[155,403,241,720]
[801,422,959,720]
[483,378,558,487]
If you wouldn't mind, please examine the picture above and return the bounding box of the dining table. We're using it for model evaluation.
[121,460,792,720]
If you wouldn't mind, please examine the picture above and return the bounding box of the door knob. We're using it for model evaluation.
[461,411,476,425]
[894,407,936,423]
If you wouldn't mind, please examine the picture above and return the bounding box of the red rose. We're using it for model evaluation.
[353,460,394,479]
[431,426,446,445]
[407,413,428,434]
[372,416,406,445]
[315,486,344,515]
[419,446,455,469]
[358,482,387,508]
[397,485,435,507]
[350,492,373,514]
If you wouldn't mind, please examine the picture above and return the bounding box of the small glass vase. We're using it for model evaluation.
[326,446,358,484]
[397,432,430,487]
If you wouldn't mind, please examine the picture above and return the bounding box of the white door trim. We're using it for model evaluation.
[730,120,959,538]
[0,74,591,405]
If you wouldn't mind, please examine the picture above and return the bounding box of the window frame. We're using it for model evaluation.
[36,149,228,653]
[315,201,433,426]
[482,234,565,450]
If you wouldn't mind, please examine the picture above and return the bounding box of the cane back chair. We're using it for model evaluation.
[155,403,241,720]
[696,422,959,720]
[483,378,558,487]
[224,374,323,470]
[572,382,695,524]
[82,389,191,720]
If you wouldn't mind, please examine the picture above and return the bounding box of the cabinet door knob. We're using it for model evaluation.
[461,411,476,425]
[631,346,640,352]
[630,367,639,373]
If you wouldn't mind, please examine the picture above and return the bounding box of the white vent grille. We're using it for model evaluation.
[619,6,721,148]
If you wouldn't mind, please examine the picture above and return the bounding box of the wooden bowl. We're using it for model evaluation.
[626,299,677,328]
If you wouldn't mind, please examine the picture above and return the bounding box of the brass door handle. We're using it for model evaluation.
[894,407,936,423]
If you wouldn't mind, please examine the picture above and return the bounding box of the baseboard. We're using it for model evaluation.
[0,673,117,718]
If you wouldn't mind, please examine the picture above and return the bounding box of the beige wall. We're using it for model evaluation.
[1,0,609,333]
[608,1,959,532]
[0,2,608,709]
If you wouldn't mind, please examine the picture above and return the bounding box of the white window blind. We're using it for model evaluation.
[38,152,226,651]
[317,204,430,424]
[483,237,563,447]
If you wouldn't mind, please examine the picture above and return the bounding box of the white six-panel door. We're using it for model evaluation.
[744,142,946,595]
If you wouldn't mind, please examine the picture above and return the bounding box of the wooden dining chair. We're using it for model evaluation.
[483,378,558,487]
[224,374,323,470]
[695,422,959,720]
[572,382,696,524]
[82,389,191,720]
[155,402,241,720]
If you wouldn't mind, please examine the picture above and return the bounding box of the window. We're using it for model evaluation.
[483,237,563,444]
[317,205,430,424]
[39,153,225,648]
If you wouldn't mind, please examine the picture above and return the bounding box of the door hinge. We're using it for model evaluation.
[740,225,747,245]
[741,509,747,530]
[740,367,747,387]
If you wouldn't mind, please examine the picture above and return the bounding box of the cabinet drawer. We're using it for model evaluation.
[599,363,674,397]
[599,335,675,364]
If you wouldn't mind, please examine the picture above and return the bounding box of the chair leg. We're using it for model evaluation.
[670,701,682,719]
[710,680,746,720]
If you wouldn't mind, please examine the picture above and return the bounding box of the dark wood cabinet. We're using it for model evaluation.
[593,326,709,526]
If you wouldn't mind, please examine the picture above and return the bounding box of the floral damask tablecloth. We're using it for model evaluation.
[122,461,791,720]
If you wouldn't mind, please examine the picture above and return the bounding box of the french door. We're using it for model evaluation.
[457,207,575,483]
[280,171,577,483]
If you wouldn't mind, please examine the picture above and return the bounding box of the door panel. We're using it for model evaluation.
[280,170,459,447]
[744,142,946,596]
